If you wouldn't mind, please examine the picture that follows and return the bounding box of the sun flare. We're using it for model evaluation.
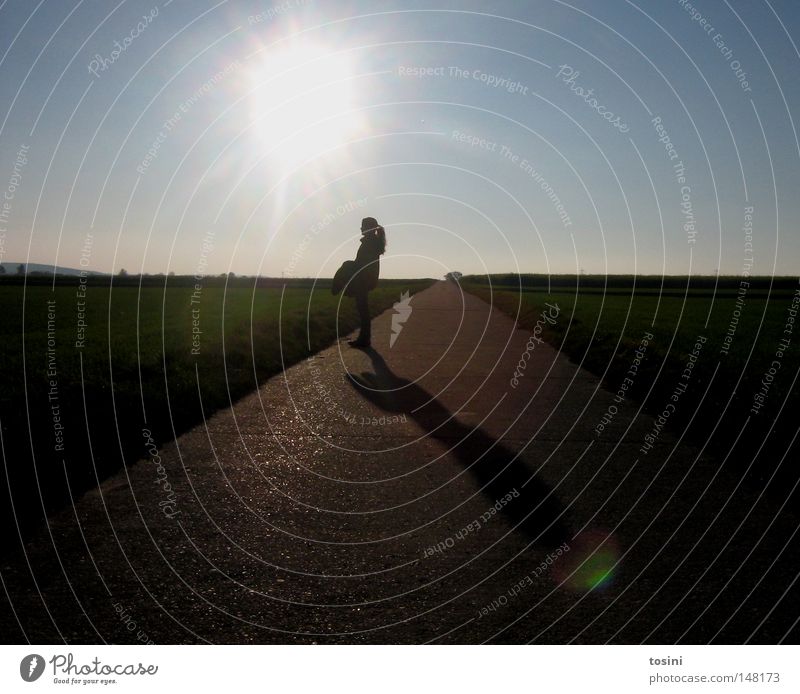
[244,40,365,176]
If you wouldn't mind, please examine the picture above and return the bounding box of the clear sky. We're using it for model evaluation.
[0,0,798,279]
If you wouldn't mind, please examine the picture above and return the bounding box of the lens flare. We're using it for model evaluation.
[553,529,620,591]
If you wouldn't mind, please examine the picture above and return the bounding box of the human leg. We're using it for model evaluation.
[354,290,371,346]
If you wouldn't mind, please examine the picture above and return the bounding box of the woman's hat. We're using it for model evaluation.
[360,216,379,233]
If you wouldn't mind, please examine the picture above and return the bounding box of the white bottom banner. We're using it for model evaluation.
[1,645,797,693]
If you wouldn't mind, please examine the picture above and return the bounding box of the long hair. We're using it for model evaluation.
[373,225,386,255]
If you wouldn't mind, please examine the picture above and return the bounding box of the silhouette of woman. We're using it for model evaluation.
[349,216,386,348]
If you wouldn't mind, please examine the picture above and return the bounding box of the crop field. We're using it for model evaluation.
[463,274,800,495]
[3,273,796,552]
[0,276,434,548]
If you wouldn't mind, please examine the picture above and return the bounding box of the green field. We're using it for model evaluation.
[463,275,799,488]
[0,275,433,546]
[3,272,797,548]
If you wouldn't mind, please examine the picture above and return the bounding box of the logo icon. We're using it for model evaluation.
[390,291,413,348]
[20,654,45,682]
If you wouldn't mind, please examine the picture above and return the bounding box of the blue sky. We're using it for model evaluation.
[0,0,798,278]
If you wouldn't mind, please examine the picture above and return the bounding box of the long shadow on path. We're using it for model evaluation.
[347,347,572,551]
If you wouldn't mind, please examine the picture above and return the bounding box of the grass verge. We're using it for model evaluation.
[462,275,799,500]
[0,275,434,551]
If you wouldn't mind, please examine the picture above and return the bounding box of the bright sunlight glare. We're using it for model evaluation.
[244,40,367,178]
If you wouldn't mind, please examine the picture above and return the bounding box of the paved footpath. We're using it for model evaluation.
[2,281,798,643]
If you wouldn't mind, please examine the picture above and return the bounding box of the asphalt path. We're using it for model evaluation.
[2,281,798,643]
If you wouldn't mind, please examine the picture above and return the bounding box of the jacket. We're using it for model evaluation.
[331,233,383,297]
[352,233,382,292]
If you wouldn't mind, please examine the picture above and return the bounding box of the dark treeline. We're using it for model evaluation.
[463,273,798,291]
[5,273,796,290]
[0,274,432,289]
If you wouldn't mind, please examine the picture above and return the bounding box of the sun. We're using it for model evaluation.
[244,40,366,176]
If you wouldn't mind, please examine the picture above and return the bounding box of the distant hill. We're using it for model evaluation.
[0,262,107,277]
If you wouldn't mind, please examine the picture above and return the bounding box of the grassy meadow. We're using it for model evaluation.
[463,274,800,495]
[3,271,797,550]
[0,275,434,549]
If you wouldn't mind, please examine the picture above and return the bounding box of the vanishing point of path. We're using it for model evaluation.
[2,281,798,643]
